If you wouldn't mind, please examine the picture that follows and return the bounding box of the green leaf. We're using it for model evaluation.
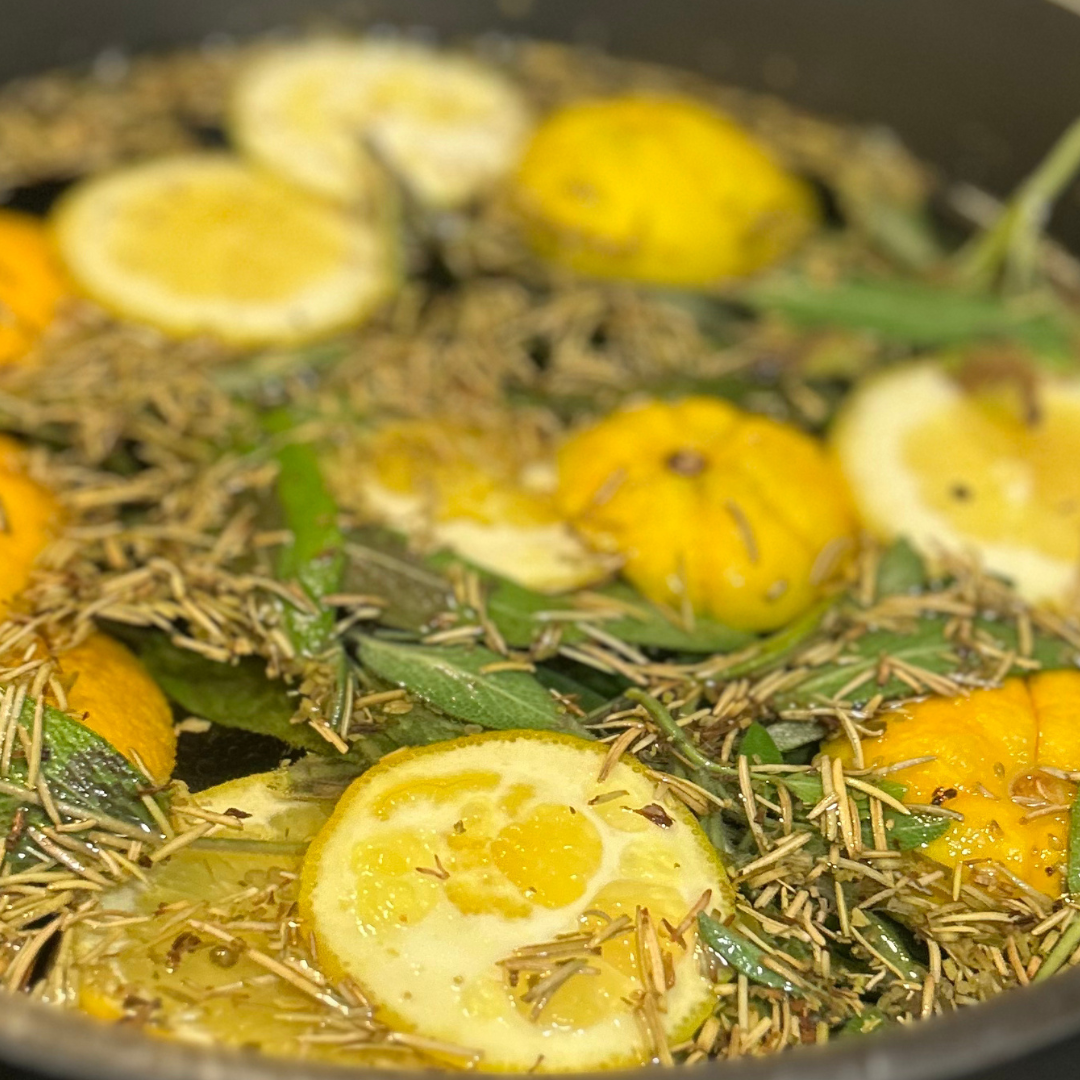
[344,528,452,633]
[532,666,609,713]
[839,1007,891,1038]
[773,616,1077,710]
[697,912,801,993]
[356,636,590,737]
[857,911,926,982]
[880,810,951,851]
[766,721,828,753]
[875,538,928,597]
[267,414,346,657]
[136,632,329,752]
[738,723,783,766]
[744,275,1075,359]
[1,699,160,868]
[345,708,470,771]
[1067,786,1080,898]
[473,568,752,653]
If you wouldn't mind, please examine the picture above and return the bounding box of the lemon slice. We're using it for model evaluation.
[231,39,531,209]
[833,361,1080,604]
[300,730,732,1072]
[71,770,425,1065]
[330,418,615,592]
[52,153,395,345]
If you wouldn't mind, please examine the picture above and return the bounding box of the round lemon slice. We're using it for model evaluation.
[833,361,1080,604]
[300,730,733,1073]
[52,153,395,345]
[330,417,615,592]
[231,39,531,209]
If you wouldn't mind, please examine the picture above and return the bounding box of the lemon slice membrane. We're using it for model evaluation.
[53,154,395,345]
[834,362,1080,605]
[301,731,732,1073]
[232,39,531,209]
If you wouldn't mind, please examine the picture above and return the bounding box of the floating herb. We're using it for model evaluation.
[356,636,590,736]
[738,723,783,766]
[697,912,800,994]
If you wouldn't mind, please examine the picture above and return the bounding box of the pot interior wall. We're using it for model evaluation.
[7,0,1080,240]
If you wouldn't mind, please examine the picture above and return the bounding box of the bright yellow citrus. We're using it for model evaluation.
[833,361,1080,606]
[52,153,396,346]
[330,417,614,592]
[0,210,69,366]
[300,730,732,1073]
[513,95,817,286]
[827,670,1080,895]
[0,434,62,618]
[558,397,856,631]
[57,632,176,784]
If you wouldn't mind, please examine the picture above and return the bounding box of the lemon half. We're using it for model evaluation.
[53,153,396,345]
[300,730,732,1073]
[833,361,1080,605]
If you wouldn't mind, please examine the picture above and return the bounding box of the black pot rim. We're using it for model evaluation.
[7,960,1080,1080]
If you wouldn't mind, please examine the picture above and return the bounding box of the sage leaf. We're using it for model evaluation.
[1067,787,1080,898]
[697,912,800,993]
[475,569,751,653]
[839,1007,891,1038]
[875,538,928,597]
[738,723,783,766]
[135,632,328,752]
[356,636,590,737]
[857,911,926,983]
[744,275,1075,359]
[345,528,452,632]
[1,699,160,868]
[766,721,828,753]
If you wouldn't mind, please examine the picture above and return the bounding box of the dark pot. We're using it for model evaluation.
[3,3,1080,1079]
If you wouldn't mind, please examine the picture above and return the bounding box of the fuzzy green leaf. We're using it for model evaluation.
[698,912,800,993]
[356,636,590,737]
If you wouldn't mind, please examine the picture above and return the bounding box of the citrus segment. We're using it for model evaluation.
[53,153,395,345]
[513,95,816,285]
[0,210,69,366]
[557,397,856,631]
[0,434,62,618]
[300,730,732,1072]
[330,417,614,592]
[232,39,530,209]
[833,362,1080,604]
[827,670,1080,894]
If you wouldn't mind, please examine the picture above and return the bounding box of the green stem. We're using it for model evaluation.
[1034,908,1080,983]
[958,115,1080,291]
[708,597,833,681]
[625,688,736,778]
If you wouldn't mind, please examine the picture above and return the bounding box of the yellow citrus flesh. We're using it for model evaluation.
[300,730,732,1073]
[513,95,816,286]
[72,772,422,1066]
[52,153,395,346]
[827,670,1080,895]
[59,632,177,785]
[833,362,1080,605]
[0,434,62,619]
[331,417,614,592]
[0,210,69,366]
[232,39,530,209]
[557,397,856,631]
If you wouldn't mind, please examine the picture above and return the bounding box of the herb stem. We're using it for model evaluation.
[625,688,735,778]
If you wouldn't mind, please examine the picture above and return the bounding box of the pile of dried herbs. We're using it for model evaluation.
[0,30,1076,1070]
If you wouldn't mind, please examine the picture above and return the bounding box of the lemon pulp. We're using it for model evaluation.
[301,730,732,1072]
